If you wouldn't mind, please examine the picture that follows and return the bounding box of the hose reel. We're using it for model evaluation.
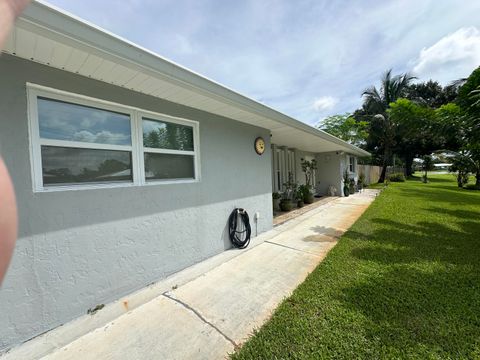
[228,208,252,249]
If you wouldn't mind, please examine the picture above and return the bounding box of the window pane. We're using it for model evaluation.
[143,118,193,151]
[38,98,131,145]
[144,153,194,180]
[41,146,132,186]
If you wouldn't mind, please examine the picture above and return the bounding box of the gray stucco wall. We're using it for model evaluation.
[315,152,344,196]
[0,54,273,351]
[314,152,358,196]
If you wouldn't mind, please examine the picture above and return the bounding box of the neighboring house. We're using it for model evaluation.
[0,1,369,352]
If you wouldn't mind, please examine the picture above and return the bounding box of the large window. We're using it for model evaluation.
[28,84,200,191]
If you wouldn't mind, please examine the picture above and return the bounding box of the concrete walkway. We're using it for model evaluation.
[5,190,379,360]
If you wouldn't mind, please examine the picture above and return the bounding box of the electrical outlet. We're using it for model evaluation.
[255,212,260,220]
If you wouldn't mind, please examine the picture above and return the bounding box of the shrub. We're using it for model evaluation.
[464,184,480,190]
[388,173,406,182]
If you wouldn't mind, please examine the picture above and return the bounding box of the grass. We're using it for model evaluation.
[365,182,386,189]
[231,174,480,359]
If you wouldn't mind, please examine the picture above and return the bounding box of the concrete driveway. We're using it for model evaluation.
[5,190,379,360]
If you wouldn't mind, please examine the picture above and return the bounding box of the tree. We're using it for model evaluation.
[144,129,161,148]
[318,113,368,147]
[456,66,480,187]
[434,103,464,151]
[422,155,434,183]
[362,69,416,115]
[404,80,457,108]
[449,153,473,187]
[362,69,416,182]
[388,98,438,176]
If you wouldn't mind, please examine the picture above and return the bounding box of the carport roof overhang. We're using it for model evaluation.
[3,0,370,157]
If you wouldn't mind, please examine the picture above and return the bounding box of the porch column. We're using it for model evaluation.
[271,144,278,192]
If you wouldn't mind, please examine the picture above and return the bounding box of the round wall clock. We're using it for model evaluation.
[254,137,265,155]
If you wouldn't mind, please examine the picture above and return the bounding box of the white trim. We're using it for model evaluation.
[34,181,137,193]
[143,148,195,156]
[39,138,132,152]
[140,109,199,128]
[28,83,135,116]
[348,155,356,174]
[138,110,200,184]
[27,83,201,192]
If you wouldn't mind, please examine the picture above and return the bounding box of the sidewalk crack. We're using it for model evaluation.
[264,240,317,255]
[162,293,238,348]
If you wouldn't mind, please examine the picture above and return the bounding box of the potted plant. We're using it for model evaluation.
[300,158,318,202]
[343,170,350,197]
[280,174,296,211]
[304,187,315,204]
[280,197,294,211]
[272,192,281,211]
[297,184,313,204]
[349,178,356,194]
[296,188,305,208]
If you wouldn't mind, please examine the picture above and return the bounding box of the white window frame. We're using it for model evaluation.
[349,155,356,173]
[27,83,200,192]
[139,110,200,185]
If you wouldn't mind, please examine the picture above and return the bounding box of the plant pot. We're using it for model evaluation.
[297,200,304,208]
[304,193,315,204]
[280,200,293,212]
[273,198,281,212]
[343,186,350,197]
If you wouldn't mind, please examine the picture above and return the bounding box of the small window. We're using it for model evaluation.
[349,156,355,173]
[142,118,193,151]
[28,84,200,191]
[35,98,133,187]
[142,116,196,181]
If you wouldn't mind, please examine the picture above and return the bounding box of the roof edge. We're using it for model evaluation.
[22,1,370,158]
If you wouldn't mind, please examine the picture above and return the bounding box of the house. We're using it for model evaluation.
[0,0,369,352]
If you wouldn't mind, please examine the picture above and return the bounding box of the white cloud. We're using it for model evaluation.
[46,0,480,123]
[312,96,338,112]
[412,27,480,84]
[73,130,130,145]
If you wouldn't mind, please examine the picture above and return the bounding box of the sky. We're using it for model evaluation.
[46,0,480,126]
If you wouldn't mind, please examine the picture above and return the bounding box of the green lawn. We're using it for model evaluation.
[232,175,480,359]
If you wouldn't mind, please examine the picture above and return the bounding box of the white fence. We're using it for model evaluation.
[358,165,406,184]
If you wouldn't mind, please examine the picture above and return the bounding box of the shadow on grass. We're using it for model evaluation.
[340,265,480,357]
[341,212,480,356]
[399,186,480,205]
[349,218,480,265]
[231,177,480,360]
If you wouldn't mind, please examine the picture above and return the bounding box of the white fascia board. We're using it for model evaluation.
[23,0,370,158]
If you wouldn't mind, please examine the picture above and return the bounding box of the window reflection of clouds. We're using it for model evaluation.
[142,119,166,135]
[38,98,132,146]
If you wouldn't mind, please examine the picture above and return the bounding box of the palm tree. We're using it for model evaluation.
[362,69,416,182]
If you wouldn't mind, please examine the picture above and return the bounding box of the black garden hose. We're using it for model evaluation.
[228,208,252,249]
